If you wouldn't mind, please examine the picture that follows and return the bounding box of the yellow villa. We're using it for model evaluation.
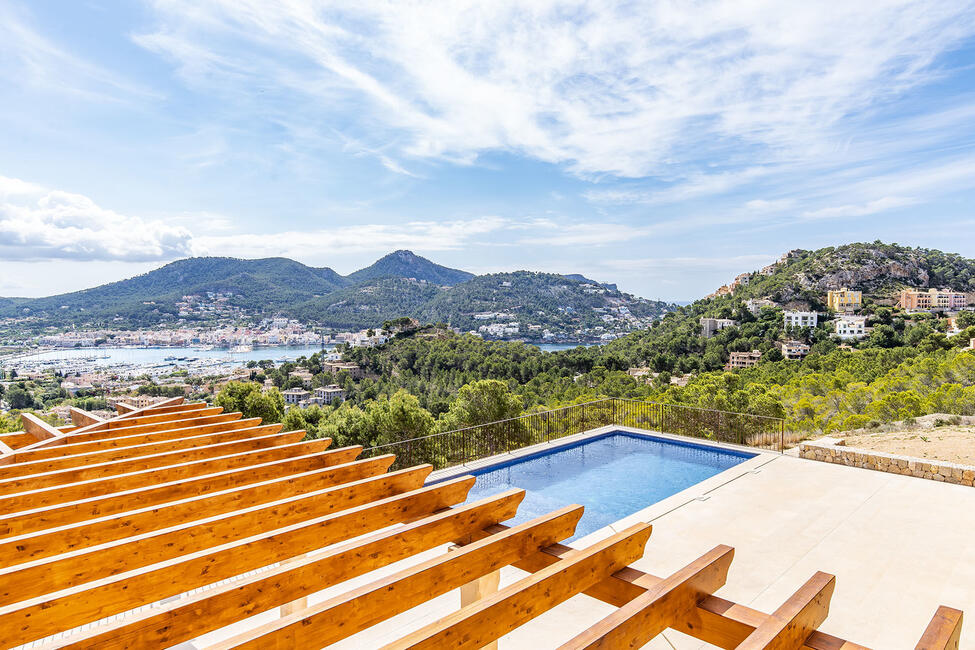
[827,287,862,312]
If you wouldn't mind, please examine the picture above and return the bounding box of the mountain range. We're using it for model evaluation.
[1,250,672,335]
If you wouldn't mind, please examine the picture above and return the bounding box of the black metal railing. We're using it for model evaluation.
[361,398,786,471]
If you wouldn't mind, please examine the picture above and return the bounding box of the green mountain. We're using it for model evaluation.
[346,250,474,286]
[418,271,666,332]
[0,257,350,324]
[0,251,674,336]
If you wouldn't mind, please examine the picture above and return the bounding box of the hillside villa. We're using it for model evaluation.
[898,288,967,312]
[783,310,818,329]
[827,287,862,312]
[778,339,811,360]
[834,314,869,340]
[725,350,762,369]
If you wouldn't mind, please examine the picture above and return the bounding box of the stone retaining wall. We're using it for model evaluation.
[799,439,975,487]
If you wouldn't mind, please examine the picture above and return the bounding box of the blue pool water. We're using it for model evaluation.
[463,432,754,542]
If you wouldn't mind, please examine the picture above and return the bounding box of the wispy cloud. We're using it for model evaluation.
[0,3,155,103]
[134,0,975,179]
[802,196,920,219]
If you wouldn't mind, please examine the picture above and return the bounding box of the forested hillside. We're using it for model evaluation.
[223,324,975,450]
[1,250,674,334]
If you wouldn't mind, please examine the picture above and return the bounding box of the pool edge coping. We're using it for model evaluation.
[426,424,772,484]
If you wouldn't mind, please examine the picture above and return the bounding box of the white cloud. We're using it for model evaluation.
[0,176,194,262]
[135,0,975,179]
[801,196,920,219]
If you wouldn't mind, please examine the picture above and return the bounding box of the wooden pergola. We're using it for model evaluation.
[0,397,963,649]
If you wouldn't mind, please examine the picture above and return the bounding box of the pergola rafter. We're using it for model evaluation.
[0,402,962,649]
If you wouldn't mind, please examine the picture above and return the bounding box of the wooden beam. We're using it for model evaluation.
[115,402,137,414]
[380,523,653,650]
[0,432,37,451]
[2,402,213,455]
[0,437,336,504]
[7,416,257,463]
[69,407,103,427]
[735,572,835,650]
[0,454,397,562]
[0,422,285,477]
[114,396,184,416]
[215,504,582,650]
[19,413,63,441]
[102,406,224,430]
[483,525,867,650]
[915,607,963,650]
[0,473,472,648]
[59,411,238,444]
[63,490,530,650]
[557,545,734,649]
[0,429,305,493]
[45,414,247,450]
[0,444,352,534]
[0,464,436,606]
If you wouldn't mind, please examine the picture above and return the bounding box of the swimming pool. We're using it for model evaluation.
[461,431,755,541]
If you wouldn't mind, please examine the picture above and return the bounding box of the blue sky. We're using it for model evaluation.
[1,1,975,301]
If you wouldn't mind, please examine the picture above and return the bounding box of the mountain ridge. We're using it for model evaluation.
[0,251,673,334]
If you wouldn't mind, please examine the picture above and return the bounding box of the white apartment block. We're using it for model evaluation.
[282,387,311,405]
[835,315,868,340]
[314,385,346,405]
[783,310,818,329]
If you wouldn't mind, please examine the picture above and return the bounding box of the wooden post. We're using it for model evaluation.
[450,543,502,650]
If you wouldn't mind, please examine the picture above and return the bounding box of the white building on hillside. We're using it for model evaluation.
[783,310,818,329]
[835,315,868,340]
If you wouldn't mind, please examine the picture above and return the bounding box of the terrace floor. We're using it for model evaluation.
[193,440,975,649]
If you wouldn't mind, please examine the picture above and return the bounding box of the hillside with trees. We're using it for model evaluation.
[0,250,674,336]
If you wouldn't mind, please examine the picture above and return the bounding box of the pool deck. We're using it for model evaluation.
[192,430,975,649]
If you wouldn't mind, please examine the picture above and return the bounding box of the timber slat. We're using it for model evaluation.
[0,423,285,477]
[3,417,259,467]
[0,429,305,492]
[735,572,836,650]
[0,472,470,648]
[215,503,584,649]
[0,454,396,562]
[12,413,249,459]
[0,445,356,535]
[59,490,530,650]
[380,522,653,650]
[0,438,339,518]
[557,544,734,649]
[0,464,436,606]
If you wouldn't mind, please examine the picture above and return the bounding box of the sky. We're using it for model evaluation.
[1,1,975,302]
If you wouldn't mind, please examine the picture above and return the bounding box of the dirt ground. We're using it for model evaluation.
[839,419,975,466]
